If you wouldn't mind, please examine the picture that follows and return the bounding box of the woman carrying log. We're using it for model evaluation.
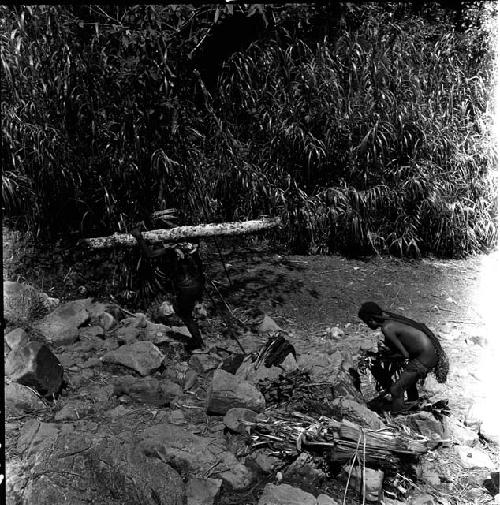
[131,227,205,351]
[358,301,449,413]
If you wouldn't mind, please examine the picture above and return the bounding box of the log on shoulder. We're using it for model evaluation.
[81,217,282,249]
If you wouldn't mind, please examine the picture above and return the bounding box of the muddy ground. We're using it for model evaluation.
[3,229,500,504]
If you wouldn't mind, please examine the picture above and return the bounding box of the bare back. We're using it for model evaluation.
[381,320,438,368]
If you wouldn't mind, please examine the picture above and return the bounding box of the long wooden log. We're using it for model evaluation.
[81,217,282,249]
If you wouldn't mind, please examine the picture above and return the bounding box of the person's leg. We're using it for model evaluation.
[389,368,419,413]
[174,284,204,350]
[406,382,419,402]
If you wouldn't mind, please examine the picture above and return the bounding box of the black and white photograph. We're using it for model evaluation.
[2,2,499,504]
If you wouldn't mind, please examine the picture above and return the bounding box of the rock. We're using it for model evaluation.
[445,417,479,446]
[159,300,175,317]
[189,352,222,373]
[298,350,343,382]
[140,424,253,489]
[194,302,208,319]
[165,409,187,425]
[78,325,105,339]
[332,370,364,402]
[409,493,437,505]
[102,341,164,376]
[105,405,133,419]
[403,412,445,441]
[81,357,102,369]
[22,431,185,505]
[187,477,222,505]
[5,328,30,350]
[283,453,326,489]
[3,281,59,323]
[5,383,47,413]
[54,401,91,421]
[116,325,142,345]
[258,315,282,333]
[417,460,441,486]
[236,353,298,385]
[98,311,116,330]
[258,483,316,505]
[17,421,61,459]
[343,465,383,502]
[331,398,384,429]
[207,369,266,415]
[223,408,258,434]
[184,369,199,390]
[5,341,63,396]
[113,375,182,406]
[455,445,495,470]
[33,299,90,345]
[251,452,280,473]
[317,495,339,505]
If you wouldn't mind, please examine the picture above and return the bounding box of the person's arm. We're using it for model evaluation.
[381,325,409,359]
[131,228,169,259]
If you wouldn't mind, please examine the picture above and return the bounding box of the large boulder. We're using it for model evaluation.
[102,341,164,376]
[206,369,266,415]
[21,429,185,505]
[5,341,63,396]
[3,281,59,323]
[140,423,253,490]
[33,299,90,345]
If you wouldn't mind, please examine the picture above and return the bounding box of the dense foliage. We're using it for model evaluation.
[2,3,497,257]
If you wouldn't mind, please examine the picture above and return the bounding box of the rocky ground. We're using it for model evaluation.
[3,230,499,505]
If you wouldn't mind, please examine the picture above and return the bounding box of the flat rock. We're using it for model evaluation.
[187,477,222,505]
[33,299,90,345]
[207,369,266,415]
[258,483,316,505]
[5,328,30,350]
[5,341,63,396]
[331,398,384,429]
[113,375,182,406]
[455,445,495,470]
[140,423,253,489]
[21,430,185,505]
[102,341,164,376]
[5,383,47,413]
[223,408,258,433]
